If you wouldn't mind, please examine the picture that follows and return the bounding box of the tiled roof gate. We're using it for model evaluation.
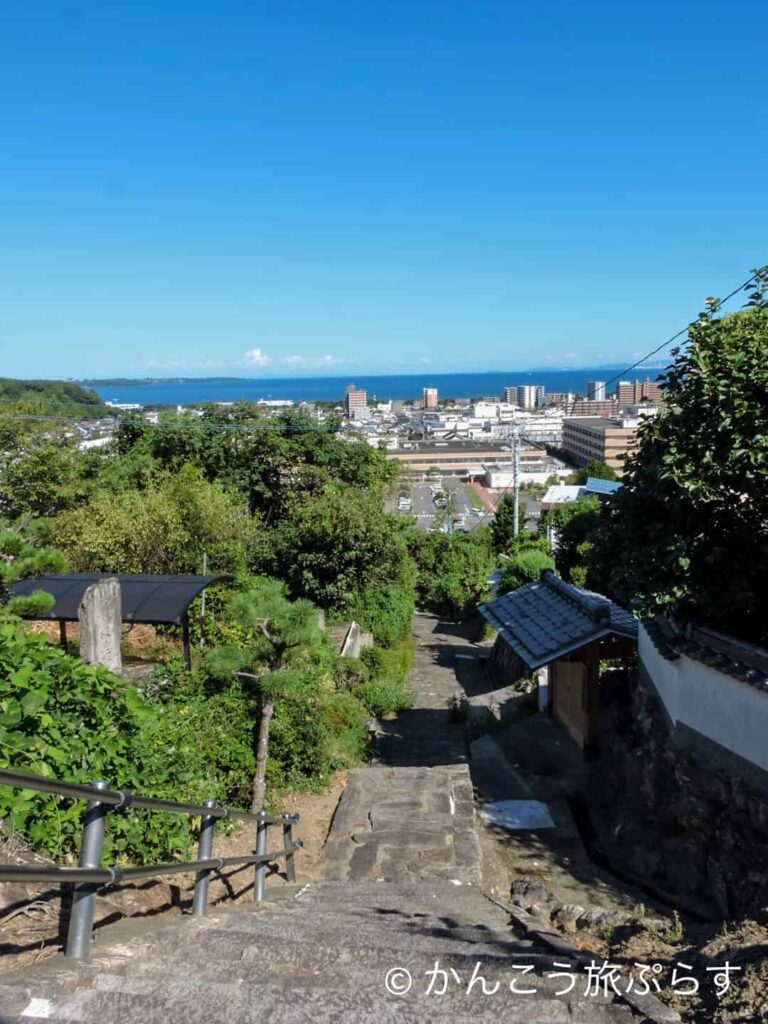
[478,569,637,671]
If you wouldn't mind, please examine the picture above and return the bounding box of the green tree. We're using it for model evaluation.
[0,437,88,519]
[408,529,495,620]
[498,546,555,594]
[0,521,67,618]
[269,484,414,618]
[490,494,528,552]
[205,580,323,811]
[573,460,617,484]
[590,271,768,645]
[542,496,602,585]
[53,466,258,575]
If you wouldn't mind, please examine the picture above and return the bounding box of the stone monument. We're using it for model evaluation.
[78,577,122,673]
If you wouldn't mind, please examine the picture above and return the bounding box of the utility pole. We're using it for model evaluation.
[512,423,521,537]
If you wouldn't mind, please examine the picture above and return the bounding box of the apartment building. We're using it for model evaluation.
[422,387,438,409]
[562,416,639,475]
[345,384,368,418]
[616,378,663,405]
[503,385,540,410]
[570,399,619,418]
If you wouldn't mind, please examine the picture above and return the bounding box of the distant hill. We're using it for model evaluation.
[0,378,107,415]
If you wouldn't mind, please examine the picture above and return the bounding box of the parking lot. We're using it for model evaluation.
[393,477,490,533]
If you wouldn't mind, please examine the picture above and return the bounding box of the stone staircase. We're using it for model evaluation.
[0,765,640,1023]
[0,876,639,1023]
[0,619,647,1022]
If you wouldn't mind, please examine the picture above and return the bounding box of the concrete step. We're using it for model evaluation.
[271,878,503,912]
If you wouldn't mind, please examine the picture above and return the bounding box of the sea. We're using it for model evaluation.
[90,367,664,407]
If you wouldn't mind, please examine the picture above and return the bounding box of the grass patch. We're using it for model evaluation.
[466,486,484,511]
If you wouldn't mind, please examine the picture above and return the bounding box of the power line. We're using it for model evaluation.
[567,269,761,416]
[476,268,764,542]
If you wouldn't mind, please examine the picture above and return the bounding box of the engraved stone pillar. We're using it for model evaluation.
[78,578,122,673]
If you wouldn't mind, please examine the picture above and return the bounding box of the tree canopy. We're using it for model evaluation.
[590,273,768,645]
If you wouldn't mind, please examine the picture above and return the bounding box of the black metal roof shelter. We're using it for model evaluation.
[11,573,230,668]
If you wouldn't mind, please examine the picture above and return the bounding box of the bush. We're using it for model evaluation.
[357,678,412,718]
[345,583,415,646]
[265,684,368,795]
[360,640,414,685]
[499,548,555,593]
[0,623,257,862]
[333,656,369,691]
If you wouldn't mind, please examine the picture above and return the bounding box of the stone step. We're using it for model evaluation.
[46,972,633,1023]
[221,895,514,937]
[134,918,536,962]
[94,944,633,1013]
[1,988,156,1024]
[268,880,503,919]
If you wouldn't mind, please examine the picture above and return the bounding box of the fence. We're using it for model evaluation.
[0,767,300,958]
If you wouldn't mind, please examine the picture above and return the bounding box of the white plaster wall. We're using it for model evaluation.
[639,623,768,773]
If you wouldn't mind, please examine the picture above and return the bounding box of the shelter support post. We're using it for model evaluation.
[182,614,192,670]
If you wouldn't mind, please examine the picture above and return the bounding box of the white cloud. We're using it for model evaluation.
[281,353,340,368]
[244,348,270,367]
[420,356,431,364]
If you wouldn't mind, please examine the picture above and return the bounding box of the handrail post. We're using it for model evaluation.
[66,780,109,959]
[254,811,268,902]
[192,800,217,918]
[282,814,296,883]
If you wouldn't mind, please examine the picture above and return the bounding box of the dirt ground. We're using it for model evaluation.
[0,770,347,975]
[29,620,180,663]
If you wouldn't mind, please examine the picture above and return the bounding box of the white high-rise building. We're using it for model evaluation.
[504,385,539,410]
[587,380,607,401]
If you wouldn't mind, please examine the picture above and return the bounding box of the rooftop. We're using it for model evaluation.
[584,477,623,496]
[479,570,637,670]
[542,485,584,504]
[563,417,636,431]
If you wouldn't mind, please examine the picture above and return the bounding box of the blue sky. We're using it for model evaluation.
[1,1,766,379]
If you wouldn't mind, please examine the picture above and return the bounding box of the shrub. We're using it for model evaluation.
[0,623,256,862]
[333,656,369,691]
[362,639,414,685]
[357,678,412,718]
[499,548,555,593]
[345,582,415,646]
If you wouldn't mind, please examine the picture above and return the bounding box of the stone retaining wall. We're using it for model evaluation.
[589,671,768,920]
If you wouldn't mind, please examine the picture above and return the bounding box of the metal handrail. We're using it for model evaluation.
[0,766,301,959]
[0,767,298,825]
[0,850,294,886]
